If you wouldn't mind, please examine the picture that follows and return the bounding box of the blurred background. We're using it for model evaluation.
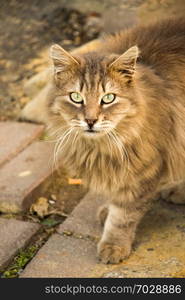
[1,0,185,122]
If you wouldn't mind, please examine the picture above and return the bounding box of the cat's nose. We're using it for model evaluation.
[85,118,97,129]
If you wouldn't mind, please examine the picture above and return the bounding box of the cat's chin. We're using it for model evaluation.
[83,130,104,138]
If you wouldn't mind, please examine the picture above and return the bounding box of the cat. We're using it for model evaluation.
[23,18,185,264]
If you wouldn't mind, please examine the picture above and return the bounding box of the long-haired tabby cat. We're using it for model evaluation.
[27,18,185,263]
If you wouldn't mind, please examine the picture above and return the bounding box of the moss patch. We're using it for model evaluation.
[0,225,56,278]
[1,245,39,278]
[40,216,62,227]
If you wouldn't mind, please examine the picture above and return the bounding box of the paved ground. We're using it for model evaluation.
[1,0,185,278]
[21,193,185,278]
[0,122,54,213]
[0,121,87,276]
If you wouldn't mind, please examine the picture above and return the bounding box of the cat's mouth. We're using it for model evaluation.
[83,127,111,137]
[85,129,97,133]
[84,128,102,137]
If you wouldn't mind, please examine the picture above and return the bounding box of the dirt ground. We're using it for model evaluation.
[0,0,102,121]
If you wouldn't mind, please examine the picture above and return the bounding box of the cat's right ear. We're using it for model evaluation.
[108,46,139,80]
[50,44,79,75]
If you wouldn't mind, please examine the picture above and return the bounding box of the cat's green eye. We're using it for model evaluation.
[101,93,116,105]
[70,92,83,104]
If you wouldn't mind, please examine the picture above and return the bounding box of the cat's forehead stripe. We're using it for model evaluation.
[80,57,106,93]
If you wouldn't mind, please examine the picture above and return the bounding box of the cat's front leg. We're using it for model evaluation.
[97,197,151,264]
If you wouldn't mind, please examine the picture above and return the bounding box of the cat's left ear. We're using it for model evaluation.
[109,45,139,79]
[50,44,79,75]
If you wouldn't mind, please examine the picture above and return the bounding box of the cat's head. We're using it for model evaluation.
[49,44,140,139]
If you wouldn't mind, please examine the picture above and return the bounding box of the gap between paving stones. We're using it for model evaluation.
[1,234,44,277]
[16,216,95,278]
[0,218,41,272]
[0,191,89,277]
[0,218,64,277]
[61,230,98,243]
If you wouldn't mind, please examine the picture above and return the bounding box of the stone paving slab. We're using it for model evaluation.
[0,218,40,270]
[20,233,113,278]
[0,141,55,213]
[0,122,44,167]
[57,192,106,239]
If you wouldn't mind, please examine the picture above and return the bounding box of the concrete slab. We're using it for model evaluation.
[0,141,55,213]
[0,218,40,270]
[20,233,106,278]
[57,192,106,240]
[21,196,185,278]
[0,122,44,166]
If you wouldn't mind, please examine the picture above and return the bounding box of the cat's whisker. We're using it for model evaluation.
[108,130,124,163]
[49,126,64,137]
[53,128,71,160]
[112,130,124,158]
[110,129,130,180]
[113,129,130,180]
[71,129,79,149]
[49,125,69,141]
[70,120,82,126]
[56,127,74,154]
[99,126,114,130]
[121,145,130,180]
[44,126,71,172]
[105,129,113,161]
[53,127,74,171]
[70,119,81,123]
[101,121,112,125]
[54,131,72,170]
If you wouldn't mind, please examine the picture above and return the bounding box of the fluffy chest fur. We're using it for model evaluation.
[47,17,185,200]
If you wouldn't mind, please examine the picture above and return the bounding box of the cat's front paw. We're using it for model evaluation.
[97,241,131,264]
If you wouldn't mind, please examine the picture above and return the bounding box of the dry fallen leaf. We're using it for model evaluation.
[30,197,68,219]
[68,178,82,185]
[30,197,49,218]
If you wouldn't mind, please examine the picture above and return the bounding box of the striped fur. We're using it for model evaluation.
[46,18,185,263]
